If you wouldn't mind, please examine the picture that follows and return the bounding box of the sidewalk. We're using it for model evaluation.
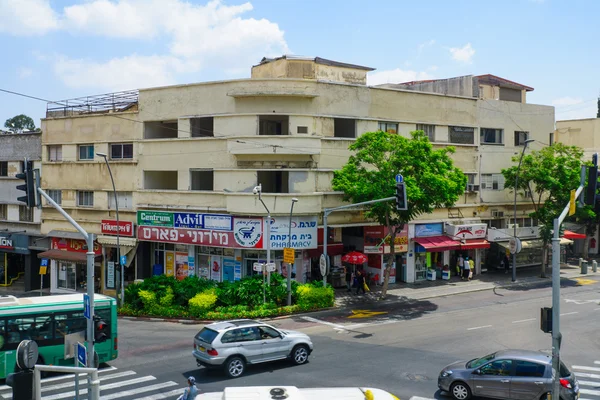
[335,263,600,306]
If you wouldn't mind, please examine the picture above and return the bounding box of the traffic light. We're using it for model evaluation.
[15,161,35,208]
[540,307,552,333]
[586,154,599,206]
[94,315,109,343]
[395,182,407,211]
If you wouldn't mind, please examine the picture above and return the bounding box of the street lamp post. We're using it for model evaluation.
[97,152,122,306]
[287,198,299,306]
[254,184,271,303]
[512,138,535,282]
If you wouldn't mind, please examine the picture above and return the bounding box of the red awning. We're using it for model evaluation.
[413,236,461,252]
[307,243,344,258]
[563,230,586,240]
[460,239,490,250]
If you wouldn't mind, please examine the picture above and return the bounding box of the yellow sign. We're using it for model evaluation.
[39,266,47,275]
[347,309,388,319]
[283,247,295,264]
[569,189,576,216]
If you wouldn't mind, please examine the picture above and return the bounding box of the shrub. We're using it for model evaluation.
[159,287,174,307]
[138,290,157,310]
[296,285,334,309]
[189,289,218,317]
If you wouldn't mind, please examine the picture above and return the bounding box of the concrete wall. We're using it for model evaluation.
[251,58,368,85]
[556,118,600,150]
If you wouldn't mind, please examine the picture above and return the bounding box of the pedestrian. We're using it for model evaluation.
[355,270,366,295]
[462,256,471,281]
[345,266,353,293]
[503,254,510,274]
[457,254,465,278]
[177,376,198,400]
[468,257,475,281]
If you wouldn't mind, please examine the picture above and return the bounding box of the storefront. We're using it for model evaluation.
[97,219,138,295]
[39,237,103,294]
[0,233,29,285]
[445,222,490,276]
[363,225,408,283]
[136,210,318,282]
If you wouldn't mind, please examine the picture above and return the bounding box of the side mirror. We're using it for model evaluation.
[473,369,481,375]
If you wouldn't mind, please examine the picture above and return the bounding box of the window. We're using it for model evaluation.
[515,361,546,377]
[195,328,218,344]
[514,131,529,146]
[257,171,289,193]
[47,190,62,205]
[110,143,133,160]
[78,145,94,160]
[499,87,522,102]
[77,191,94,207]
[334,118,356,138]
[144,171,178,190]
[191,117,214,137]
[108,192,133,210]
[0,162,7,176]
[480,360,512,376]
[378,122,398,134]
[549,132,554,146]
[481,174,505,191]
[229,327,260,342]
[297,126,308,134]
[449,126,475,144]
[144,121,178,139]
[0,204,6,220]
[259,115,289,135]
[416,124,435,142]
[258,326,281,339]
[48,145,62,161]
[480,128,504,145]
[190,170,214,191]
[19,205,33,222]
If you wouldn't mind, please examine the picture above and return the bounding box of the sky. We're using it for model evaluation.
[0,0,598,127]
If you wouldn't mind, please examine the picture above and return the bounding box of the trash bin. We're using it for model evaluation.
[581,261,588,274]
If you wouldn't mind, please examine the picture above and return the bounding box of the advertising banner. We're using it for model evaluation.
[101,220,134,237]
[266,216,318,249]
[137,211,173,227]
[175,252,188,281]
[210,256,221,282]
[165,252,175,277]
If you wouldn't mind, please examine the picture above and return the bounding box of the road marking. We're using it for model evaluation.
[580,388,600,396]
[37,371,137,393]
[512,318,536,324]
[347,309,388,319]
[101,381,178,400]
[595,308,600,311]
[409,397,436,400]
[0,366,117,391]
[467,325,492,330]
[301,316,346,329]
[575,372,600,380]
[595,361,600,365]
[573,365,600,372]
[578,380,600,386]
[574,278,597,285]
[560,312,579,316]
[38,376,157,400]
[133,388,186,400]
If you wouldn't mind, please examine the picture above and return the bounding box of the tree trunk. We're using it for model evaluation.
[540,244,547,278]
[381,226,396,299]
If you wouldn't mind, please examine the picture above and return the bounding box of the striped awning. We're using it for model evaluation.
[414,236,461,252]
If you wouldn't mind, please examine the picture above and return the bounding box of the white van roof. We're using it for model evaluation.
[198,386,397,400]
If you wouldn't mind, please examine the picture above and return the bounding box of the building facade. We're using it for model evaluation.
[0,131,49,292]
[39,56,554,294]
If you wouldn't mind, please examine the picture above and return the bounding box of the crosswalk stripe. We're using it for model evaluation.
[576,372,600,380]
[42,376,157,400]
[580,388,600,396]
[578,380,600,387]
[595,361,600,365]
[574,365,600,372]
[0,366,117,391]
[133,388,186,400]
[100,381,178,400]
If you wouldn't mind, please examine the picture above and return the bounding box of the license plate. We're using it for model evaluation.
[198,345,206,352]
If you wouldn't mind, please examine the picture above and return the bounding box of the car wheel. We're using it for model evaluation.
[291,345,309,365]
[224,357,245,378]
[450,381,472,400]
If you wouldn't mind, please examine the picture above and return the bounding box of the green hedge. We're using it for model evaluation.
[121,274,334,320]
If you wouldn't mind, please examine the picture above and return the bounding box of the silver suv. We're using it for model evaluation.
[192,319,314,378]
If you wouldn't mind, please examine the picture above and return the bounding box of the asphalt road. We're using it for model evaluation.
[109,276,600,400]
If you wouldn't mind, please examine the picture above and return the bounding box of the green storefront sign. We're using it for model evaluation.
[137,211,174,227]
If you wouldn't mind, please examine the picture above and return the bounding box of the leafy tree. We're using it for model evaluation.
[332,130,467,297]
[4,114,36,133]
[501,143,585,277]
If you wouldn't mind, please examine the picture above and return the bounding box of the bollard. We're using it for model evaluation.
[581,260,588,274]
[579,258,583,268]
[593,260,598,273]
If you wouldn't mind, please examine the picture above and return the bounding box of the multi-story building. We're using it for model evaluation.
[39,56,554,295]
[0,131,49,292]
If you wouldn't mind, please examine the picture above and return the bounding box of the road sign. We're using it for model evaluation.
[40,258,48,267]
[569,189,576,216]
[283,247,295,264]
[253,262,263,272]
[508,238,522,254]
[83,293,91,320]
[319,254,327,276]
[77,342,87,366]
[16,340,38,370]
[265,262,276,272]
[39,266,47,275]
[395,174,403,183]
[120,255,127,266]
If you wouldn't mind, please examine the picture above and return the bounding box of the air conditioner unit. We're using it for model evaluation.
[467,184,480,192]
[492,210,505,218]
[508,223,520,229]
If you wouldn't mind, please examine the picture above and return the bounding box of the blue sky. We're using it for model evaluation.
[0,0,598,127]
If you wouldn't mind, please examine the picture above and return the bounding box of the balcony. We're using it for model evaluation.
[227,136,322,155]
[225,193,322,215]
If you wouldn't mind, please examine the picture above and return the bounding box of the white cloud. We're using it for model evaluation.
[0,0,59,35]
[449,43,475,63]
[417,39,435,53]
[552,96,584,107]
[556,104,596,121]
[17,67,33,78]
[367,68,434,86]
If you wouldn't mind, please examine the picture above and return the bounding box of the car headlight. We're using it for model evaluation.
[441,370,453,378]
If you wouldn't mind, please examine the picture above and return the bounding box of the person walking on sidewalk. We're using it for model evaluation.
[345,266,353,293]
[458,254,465,279]
[503,254,510,274]
[355,270,366,295]
[462,256,471,281]
[468,257,475,281]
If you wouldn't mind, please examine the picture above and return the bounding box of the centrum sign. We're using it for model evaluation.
[137,211,174,227]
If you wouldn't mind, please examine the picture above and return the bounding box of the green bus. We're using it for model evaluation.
[0,293,118,378]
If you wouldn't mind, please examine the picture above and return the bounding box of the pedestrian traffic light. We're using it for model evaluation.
[540,307,552,333]
[15,161,35,208]
[586,154,599,206]
[395,182,407,211]
[94,315,109,343]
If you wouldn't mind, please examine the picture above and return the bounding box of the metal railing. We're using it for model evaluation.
[34,365,100,400]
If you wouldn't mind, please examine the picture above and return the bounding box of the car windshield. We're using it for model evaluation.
[560,361,572,378]
[467,352,496,369]
[195,328,218,344]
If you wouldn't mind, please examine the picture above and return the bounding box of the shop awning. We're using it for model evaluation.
[97,236,138,247]
[414,236,461,252]
[307,244,344,258]
[46,230,85,240]
[563,230,586,240]
[460,239,490,250]
[497,238,573,250]
[37,249,102,263]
